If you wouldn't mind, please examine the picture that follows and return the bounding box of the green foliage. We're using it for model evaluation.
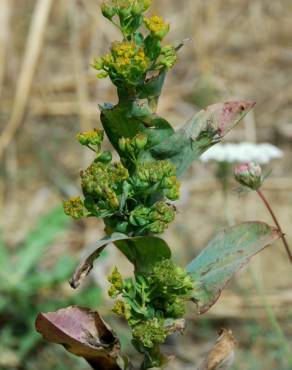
[0,207,102,368]
[94,0,175,92]
[187,222,280,314]
[108,259,193,351]
[64,132,179,236]
[70,233,171,288]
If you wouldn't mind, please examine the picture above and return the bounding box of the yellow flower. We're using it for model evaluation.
[144,15,170,39]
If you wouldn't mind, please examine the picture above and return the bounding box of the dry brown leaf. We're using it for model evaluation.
[198,329,237,370]
[35,306,123,370]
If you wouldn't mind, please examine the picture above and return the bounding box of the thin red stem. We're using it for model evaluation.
[257,189,292,264]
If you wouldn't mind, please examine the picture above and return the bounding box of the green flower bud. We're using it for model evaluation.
[148,220,165,234]
[151,259,193,295]
[96,71,109,79]
[108,267,123,298]
[63,196,84,219]
[77,129,104,147]
[101,2,116,20]
[108,285,119,298]
[119,137,127,152]
[234,162,263,190]
[132,0,152,13]
[165,180,180,201]
[132,319,166,348]
[151,202,176,223]
[134,133,148,150]
[95,151,112,164]
[159,45,178,69]
[93,57,104,70]
[130,205,151,226]
[104,187,119,209]
[165,298,186,318]
[108,266,123,289]
[112,300,131,319]
[142,0,152,11]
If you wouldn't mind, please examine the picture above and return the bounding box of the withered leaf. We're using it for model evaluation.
[198,329,237,370]
[35,306,123,370]
[69,233,128,289]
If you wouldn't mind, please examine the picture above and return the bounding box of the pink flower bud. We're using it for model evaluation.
[234,162,262,190]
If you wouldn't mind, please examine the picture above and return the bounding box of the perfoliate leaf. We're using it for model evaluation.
[149,101,256,177]
[70,233,171,288]
[35,307,123,370]
[100,100,174,155]
[115,236,171,274]
[137,69,167,103]
[186,222,281,314]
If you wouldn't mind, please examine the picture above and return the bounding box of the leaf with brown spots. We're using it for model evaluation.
[149,101,256,176]
[35,306,125,370]
[198,329,237,370]
[187,222,281,314]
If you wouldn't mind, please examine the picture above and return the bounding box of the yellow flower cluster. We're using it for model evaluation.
[94,41,150,86]
[144,15,170,39]
[112,41,145,66]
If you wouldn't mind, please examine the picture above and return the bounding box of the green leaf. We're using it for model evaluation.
[70,233,129,288]
[100,100,174,155]
[149,101,256,177]
[115,236,171,274]
[144,35,161,61]
[186,222,281,314]
[70,233,171,288]
[137,69,167,109]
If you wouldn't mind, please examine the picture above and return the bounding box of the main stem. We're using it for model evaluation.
[256,189,292,264]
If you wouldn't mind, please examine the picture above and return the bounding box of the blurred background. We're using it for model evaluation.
[0,0,291,369]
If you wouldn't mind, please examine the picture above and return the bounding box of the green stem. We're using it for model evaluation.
[256,189,292,264]
[141,345,164,370]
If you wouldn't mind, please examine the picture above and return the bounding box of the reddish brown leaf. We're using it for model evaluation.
[35,306,123,370]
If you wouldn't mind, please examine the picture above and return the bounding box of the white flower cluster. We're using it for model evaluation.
[200,142,283,164]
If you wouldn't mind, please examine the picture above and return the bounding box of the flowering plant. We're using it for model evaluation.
[35,1,284,369]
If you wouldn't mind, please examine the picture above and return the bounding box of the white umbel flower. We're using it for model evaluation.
[200,142,283,164]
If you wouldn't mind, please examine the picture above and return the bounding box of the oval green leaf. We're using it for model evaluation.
[186,222,281,314]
